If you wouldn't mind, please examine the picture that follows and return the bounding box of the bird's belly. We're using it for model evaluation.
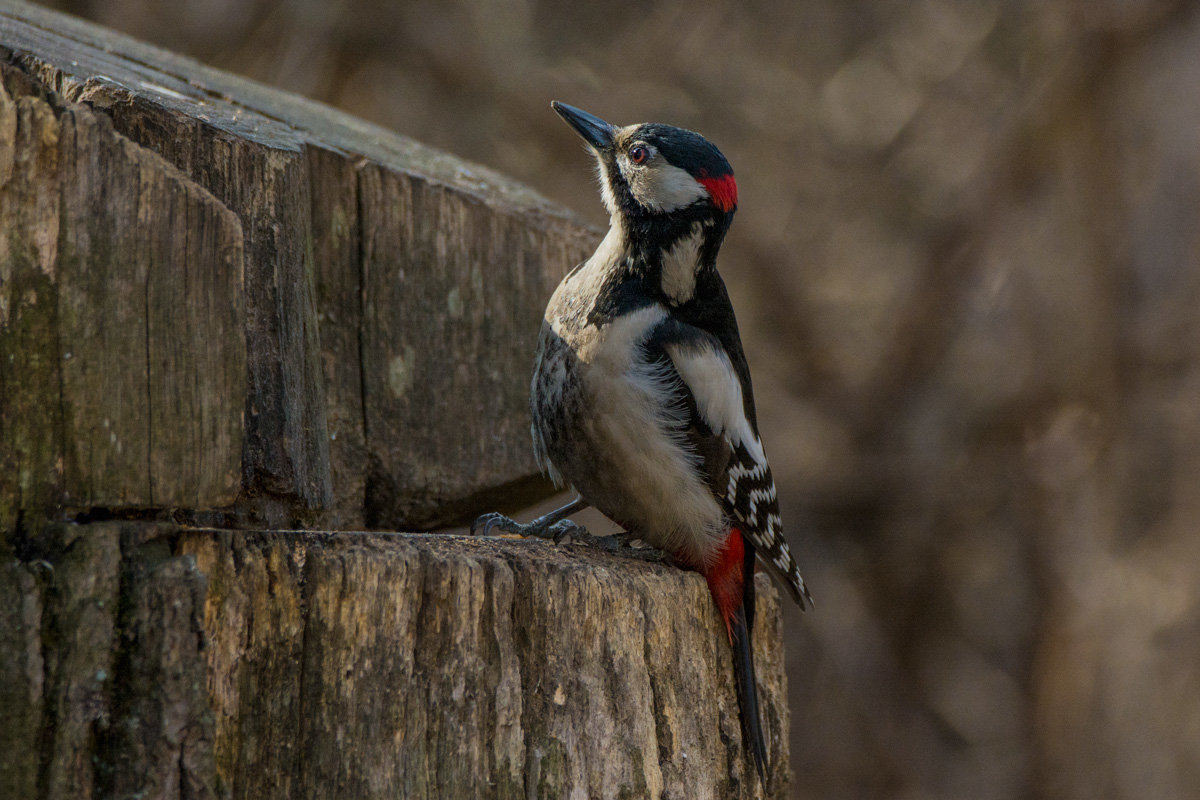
[532,312,726,564]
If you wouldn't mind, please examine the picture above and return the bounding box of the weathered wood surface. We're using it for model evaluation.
[0,0,595,531]
[0,522,790,799]
[0,6,794,799]
[0,61,245,521]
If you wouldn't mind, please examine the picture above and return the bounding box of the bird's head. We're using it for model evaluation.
[552,101,738,302]
[553,101,737,222]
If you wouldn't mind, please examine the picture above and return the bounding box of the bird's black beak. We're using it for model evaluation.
[551,101,616,151]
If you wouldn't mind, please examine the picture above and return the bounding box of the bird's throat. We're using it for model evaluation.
[598,214,724,307]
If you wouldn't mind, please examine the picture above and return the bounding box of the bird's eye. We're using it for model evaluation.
[629,145,649,165]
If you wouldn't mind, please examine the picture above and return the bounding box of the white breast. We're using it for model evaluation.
[554,303,726,564]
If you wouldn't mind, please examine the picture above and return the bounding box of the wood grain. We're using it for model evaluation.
[0,0,595,529]
[0,7,793,798]
[0,522,790,799]
[0,64,245,526]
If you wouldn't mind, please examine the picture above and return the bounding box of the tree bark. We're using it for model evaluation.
[2,522,790,800]
[0,0,595,531]
[0,3,792,798]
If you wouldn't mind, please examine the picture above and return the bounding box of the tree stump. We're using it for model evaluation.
[0,2,791,798]
[0,0,596,532]
[3,522,789,799]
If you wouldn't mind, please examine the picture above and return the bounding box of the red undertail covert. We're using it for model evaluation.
[701,528,747,641]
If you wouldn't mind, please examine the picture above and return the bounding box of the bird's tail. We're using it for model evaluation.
[701,528,768,779]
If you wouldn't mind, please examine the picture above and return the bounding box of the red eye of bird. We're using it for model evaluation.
[629,145,649,165]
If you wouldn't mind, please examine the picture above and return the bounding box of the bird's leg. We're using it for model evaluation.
[471,495,592,542]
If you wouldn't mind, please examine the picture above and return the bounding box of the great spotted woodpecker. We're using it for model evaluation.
[473,101,811,777]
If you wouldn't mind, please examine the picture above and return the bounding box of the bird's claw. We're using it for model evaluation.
[470,512,591,543]
[544,519,596,544]
[470,512,521,537]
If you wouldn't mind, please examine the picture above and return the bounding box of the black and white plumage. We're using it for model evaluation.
[473,102,811,778]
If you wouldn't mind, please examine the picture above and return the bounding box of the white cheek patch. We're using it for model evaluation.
[617,151,708,214]
[638,162,708,212]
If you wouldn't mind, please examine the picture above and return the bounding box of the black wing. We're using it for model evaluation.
[643,317,811,609]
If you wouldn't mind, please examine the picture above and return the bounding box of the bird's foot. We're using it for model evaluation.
[471,511,592,544]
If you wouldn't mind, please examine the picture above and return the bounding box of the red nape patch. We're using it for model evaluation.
[701,529,746,642]
[698,172,738,213]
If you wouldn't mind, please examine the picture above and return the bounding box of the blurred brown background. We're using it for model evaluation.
[38,0,1200,797]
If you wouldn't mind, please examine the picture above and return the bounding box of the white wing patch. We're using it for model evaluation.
[664,342,762,458]
[664,336,813,609]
